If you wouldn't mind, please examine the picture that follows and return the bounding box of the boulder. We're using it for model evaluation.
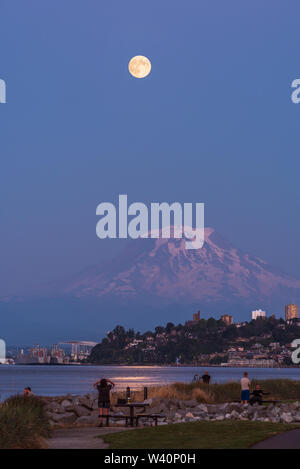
[197,404,208,413]
[270,416,281,423]
[227,403,242,412]
[207,405,219,414]
[183,399,198,408]
[230,410,240,419]
[61,400,74,412]
[177,401,186,410]
[72,397,81,406]
[78,396,93,410]
[61,399,71,407]
[281,413,294,424]
[219,403,229,411]
[270,406,281,417]
[293,412,300,422]
[45,401,65,414]
[114,420,127,426]
[91,400,99,411]
[51,412,77,424]
[73,405,91,417]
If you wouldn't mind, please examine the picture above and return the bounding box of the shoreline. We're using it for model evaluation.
[9,362,300,369]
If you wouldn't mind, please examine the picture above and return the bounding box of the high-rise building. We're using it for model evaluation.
[285,304,299,321]
[221,314,233,325]
[252,309,266,320]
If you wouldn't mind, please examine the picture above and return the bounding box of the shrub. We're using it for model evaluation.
[0,395,50,449]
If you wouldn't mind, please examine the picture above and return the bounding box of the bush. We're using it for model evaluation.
[0,395,50,449]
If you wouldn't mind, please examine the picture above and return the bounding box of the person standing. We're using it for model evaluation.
[202,371,211,385]
[240,372,251,404]
[94,378,115,427]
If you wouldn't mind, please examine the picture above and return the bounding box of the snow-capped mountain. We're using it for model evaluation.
[2,227,300,342]
[61,227,300,308]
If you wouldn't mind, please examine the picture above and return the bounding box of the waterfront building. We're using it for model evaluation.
[223,358,276,368]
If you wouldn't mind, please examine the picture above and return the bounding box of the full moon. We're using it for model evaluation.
[128,55,151,78]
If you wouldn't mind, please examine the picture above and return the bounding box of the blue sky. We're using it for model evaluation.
[1,0,300,296]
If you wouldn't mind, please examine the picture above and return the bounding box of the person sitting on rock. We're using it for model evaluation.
[93,378,115,427]
[249,385,269,405]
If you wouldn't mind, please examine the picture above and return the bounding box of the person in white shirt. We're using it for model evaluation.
[240,372,251,404]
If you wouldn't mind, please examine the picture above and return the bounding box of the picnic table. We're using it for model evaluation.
[114,402,149,427]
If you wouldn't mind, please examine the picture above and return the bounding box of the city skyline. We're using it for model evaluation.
[6,303,299,348]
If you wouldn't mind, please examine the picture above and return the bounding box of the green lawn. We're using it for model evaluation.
[102,421,300,449]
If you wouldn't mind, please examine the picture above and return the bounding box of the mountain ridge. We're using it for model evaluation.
[59,227,300,306]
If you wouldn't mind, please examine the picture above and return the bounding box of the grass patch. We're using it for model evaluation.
[0,395,50,449]
[102,420,300,449]
[112,379,300,404]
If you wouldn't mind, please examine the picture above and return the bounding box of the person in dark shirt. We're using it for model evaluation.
[93,378,115,426]
[202,371,211,385]
[249,384,269,405]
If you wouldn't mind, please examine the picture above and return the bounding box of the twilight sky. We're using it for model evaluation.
[1,0,300,297]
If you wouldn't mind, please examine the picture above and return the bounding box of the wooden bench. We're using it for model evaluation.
[135,413,166,426]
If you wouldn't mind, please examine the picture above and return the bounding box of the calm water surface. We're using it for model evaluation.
[0,365,299,401]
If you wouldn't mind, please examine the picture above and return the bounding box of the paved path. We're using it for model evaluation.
[47,426,128,450]
[252,429,300,449]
